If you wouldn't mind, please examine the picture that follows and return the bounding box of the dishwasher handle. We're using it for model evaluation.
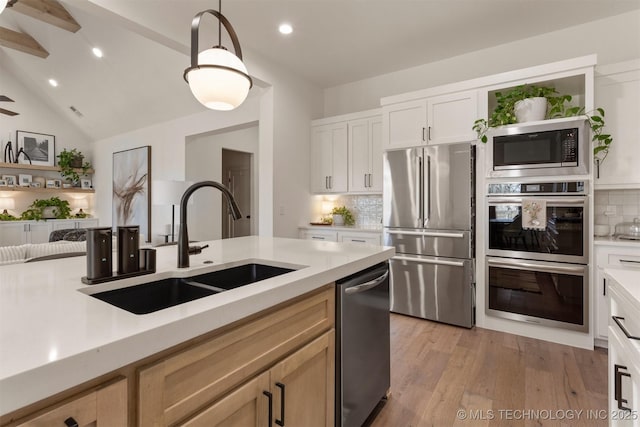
[344,270,389,295]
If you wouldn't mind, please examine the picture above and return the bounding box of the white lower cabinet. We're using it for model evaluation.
[0,221,49,246]
[0,219,99,246]
[299,229,338,242]
[595,244,640,345]
[338,231,382,245]
[608,279,640,426]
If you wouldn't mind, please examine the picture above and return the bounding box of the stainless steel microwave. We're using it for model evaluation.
[487,118,589,178]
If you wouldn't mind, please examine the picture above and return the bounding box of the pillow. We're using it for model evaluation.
[63,229,87,241]
[25,241,87,260]
[0,245,28,265]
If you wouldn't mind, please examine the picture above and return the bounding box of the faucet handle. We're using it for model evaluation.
[188,244,209,255]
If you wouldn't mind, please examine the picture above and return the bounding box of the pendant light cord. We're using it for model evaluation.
[218,0,222,48]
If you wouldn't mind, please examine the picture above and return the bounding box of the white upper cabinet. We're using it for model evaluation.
[348,117,382,193]
[426,90,478,144]
[382,99,427,149]
[594,60,640,189]
[383,90,478,149]
[310,122,348,193]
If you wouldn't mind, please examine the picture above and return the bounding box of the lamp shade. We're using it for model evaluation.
[73,198,89,210]
[0,197,14,210]
[186,48,251,111]
[153,180,193,206]
[0,0,7,15]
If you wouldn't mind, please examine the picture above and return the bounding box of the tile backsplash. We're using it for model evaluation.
[594,189,640,233]
[313,195,383,229]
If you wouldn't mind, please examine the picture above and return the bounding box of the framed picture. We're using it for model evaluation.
[81,178,92,189]
[54,179,61,189]
[0,180,7,187]
[30,182,41,188]
[113,146,151,242]
[46,179,56,189]
[16,131,55,166]
[1,175,16,186]
[18,174,32,187]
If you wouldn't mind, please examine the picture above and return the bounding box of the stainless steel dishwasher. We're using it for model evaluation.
[336,261,390,427]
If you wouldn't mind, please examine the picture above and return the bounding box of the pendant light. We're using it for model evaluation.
[183,1,252,111]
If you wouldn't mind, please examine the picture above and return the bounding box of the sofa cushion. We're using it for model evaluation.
[25,241,87,260]
[0,246,28,266]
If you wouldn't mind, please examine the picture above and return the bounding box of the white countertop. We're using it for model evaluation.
[605,267,640,315]
[0,236,394,415]
[594,236,640,248]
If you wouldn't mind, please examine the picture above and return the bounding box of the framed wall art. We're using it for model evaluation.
[81,178,92,189]
[18,174,32,187]
[113,146,151,242]
[16,131,55,166]
[1,175,16,186]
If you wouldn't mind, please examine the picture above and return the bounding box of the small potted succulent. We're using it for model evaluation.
[57,148,92,185]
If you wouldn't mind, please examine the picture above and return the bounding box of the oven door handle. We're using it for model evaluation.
[487,197,586,205]
[393,255,465,267]
[487,258,586,275]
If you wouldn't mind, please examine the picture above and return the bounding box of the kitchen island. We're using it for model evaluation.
[0,236,393,424]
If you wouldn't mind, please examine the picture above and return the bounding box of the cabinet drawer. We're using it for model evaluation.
[338,232,381,245]
[13,377,126,427]
[609,253,640,269]
[301,230,338,242]
[138,285,335,426]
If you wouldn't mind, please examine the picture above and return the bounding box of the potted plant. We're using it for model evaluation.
[331,206,355,226]
[21,197,71,220]
[472,85,612,164]
[57,148,92,185]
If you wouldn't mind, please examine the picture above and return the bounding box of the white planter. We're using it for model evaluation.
[42,207,57,218]
[332,214,344,226]
[514,97,547,123]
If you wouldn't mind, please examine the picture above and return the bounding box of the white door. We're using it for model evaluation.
[224,167,251,238]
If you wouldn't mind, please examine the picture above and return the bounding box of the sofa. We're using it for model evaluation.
[0,241,87,265]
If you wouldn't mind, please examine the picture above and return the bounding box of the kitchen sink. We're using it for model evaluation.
[189,263,296,290]
[89,278,221,315]
[88,263,298,314]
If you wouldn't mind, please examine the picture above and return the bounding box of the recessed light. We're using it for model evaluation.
[278,23,293,35]
[92,47,103,58]
[48,79,58,87]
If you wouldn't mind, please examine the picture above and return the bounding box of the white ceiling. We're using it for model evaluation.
[1,0,639,140]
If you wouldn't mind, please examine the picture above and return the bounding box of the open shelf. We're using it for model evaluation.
[0,162,95,174]
[0,186,94,194]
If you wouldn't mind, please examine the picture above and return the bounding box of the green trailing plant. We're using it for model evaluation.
[0,212,18,221]
[472,85,613,163]
[57,148,92,184]
[331,206,355,226]
[21,197,71,220]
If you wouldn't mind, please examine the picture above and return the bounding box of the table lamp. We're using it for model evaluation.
[0,197,15,215]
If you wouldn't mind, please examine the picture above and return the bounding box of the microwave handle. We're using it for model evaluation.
[487,258,586,276]
[487,197,586,205]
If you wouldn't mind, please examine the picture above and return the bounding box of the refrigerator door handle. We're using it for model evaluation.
[425,155,431,225]
[385,229,465,238]
[393,255,465,267]
[417,155,424,225]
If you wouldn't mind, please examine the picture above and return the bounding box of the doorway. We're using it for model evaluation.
[222,149,253,238]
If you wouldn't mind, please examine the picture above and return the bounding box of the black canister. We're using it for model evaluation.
[117,226,140,275]
[86,227,113,280]
[139,248,156,272]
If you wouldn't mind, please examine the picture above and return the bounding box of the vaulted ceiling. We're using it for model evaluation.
[1,0,639,141]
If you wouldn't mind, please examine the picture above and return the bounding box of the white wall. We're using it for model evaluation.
[0,55,94,214]
[92,96,261,244]
[185,125,259,241]
[323,10,640,116]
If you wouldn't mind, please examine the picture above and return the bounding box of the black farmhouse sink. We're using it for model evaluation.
[88,263,297,315]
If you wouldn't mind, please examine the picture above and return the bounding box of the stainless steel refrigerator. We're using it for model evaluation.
[383,143,475,328]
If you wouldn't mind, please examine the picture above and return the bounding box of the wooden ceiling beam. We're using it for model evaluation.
[10,0,81,33]
[0,26,49,58]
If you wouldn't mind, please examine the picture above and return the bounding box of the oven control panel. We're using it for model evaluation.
[488,181,586,196]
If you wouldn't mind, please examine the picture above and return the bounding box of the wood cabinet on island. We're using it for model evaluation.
[0,236,393,426]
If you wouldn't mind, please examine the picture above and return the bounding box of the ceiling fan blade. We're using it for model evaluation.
[0,95,14,102]
[0,107,19,116]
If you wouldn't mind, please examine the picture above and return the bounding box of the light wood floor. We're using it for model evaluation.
[369,314,608,427]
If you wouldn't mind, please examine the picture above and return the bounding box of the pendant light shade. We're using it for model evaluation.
[183,7,252,111]
[0,0,8,15]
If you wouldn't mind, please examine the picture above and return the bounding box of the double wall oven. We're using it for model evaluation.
[486,181,589,332]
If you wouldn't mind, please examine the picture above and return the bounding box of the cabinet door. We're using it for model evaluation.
[301,229,338,242]
[427,90,478,144]
[179,372,270,427]
[348,119,371,192]
[270,330,335,427]
[50,220,76,231]
[595,64,640,187]
[383,100,427,149]
[311,123,348,193]
[595,267,609,342]
[369,117,383,191]
[338,231,381,245]
[0,222,28,246]
[27,222,50,243]
[79,219,99,228]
